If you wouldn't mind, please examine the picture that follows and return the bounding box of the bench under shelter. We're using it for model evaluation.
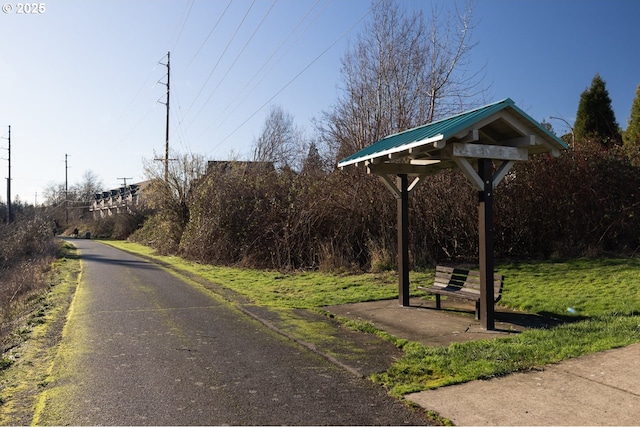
[337,98,568,330]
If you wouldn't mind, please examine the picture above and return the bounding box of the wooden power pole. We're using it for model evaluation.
[6,126,11,224]
[65,153,69,225]
[156,51,171,182]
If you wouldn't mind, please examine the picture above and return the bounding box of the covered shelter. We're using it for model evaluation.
[337,98,568,329]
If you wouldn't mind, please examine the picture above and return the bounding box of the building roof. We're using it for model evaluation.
[337,98,568,169]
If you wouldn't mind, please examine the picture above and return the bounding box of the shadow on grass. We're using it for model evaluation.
[496,310,588,330]
[418,303,588,331]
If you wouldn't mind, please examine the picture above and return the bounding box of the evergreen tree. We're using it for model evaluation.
[301,142,325,175]
[574,74,621,147]
[623,84,640,147]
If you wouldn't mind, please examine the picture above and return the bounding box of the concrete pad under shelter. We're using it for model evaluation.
[326,297,533,347]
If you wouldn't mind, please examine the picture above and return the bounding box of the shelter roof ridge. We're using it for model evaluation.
[338,98,567,168]
[338,99,513,167]
[383,98,514,139]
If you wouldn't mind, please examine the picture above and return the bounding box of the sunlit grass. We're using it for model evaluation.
[102,240,431,308]
[373,313,640,395]
[498,258,640,317]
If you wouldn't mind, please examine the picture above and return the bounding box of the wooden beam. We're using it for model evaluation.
[368,162,437,176]
[377,174,401,199]
[480,130,499,146]
[409,144,433,156]
[504,134,536,147]
[495,111,531,136]
[492,160,515,189]
[451,156,484,190]
[454,128,480,143]
[451,143,528,161]
[407,176,422,193]
[388,150,409,160]
[410,159,441,166]
[376,174,422,198]
[433,139,447,149]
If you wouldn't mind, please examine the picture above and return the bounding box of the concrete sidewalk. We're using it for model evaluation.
[326,298,640,426]
[407,344,640,426]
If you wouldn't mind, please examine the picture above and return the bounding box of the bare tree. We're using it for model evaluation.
[318,0,484,161]
[72,170,103,205]
[43,182,66,207]
[41,171,103,224]
[252,105,304,170]
[423,2,484,122]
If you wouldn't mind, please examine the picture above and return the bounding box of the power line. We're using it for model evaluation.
[114,102,157,148]
[185,0,233,72]
[205,0,379,152]
[183,0,256,123]
[116,63,159,125]
[169,0,195,52]
[187,0,278,129]
[112,1,193,153]
[202,0,328,136]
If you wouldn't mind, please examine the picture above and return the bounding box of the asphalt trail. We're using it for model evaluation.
[35,240,429,425]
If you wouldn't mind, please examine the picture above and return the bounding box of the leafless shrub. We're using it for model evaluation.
[495,147,640,258]
[0,217,57,342]
[142,143,640,272]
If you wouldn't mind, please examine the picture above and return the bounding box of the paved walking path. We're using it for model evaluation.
[36,240,429,425]
[326,298,640,426]
[83,242,638,426]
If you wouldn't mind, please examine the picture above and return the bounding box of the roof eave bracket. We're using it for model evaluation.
[375,174,423,199]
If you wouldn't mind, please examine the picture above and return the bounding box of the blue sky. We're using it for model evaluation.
[1,0,639,205]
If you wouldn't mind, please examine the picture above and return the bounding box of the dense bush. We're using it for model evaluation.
[0,217,57,328]
[134,145,640,271]
[0,217,56,265]
[72,210,149,240]
[496,147,640,258]
[179,166,396,270]
[129,212,182,255]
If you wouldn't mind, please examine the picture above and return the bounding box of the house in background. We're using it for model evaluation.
[90,181,148,219]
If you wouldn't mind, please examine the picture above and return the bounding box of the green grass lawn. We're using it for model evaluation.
[101,240,640,396]
[100,240,432,308]
[499,258,640,316]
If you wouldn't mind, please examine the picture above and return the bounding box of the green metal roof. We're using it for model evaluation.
[338,98,568,168]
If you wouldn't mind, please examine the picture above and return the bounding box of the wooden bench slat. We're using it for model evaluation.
[419,265,504,319]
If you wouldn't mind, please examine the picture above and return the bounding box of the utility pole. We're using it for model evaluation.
[65,153,69,225]
[117,177,133,187]
[156,51,172,182]
[6,126,11,224]
[118,177,133,212]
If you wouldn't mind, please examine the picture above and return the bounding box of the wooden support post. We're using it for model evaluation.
[397,174,410,307]
[478,159,495,330]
